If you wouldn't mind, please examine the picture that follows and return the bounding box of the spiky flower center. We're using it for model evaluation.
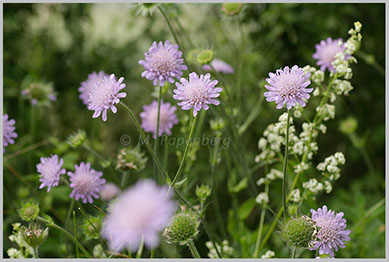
[73,171,98,194]
[149,49,177,75]
[184,82,208,104]
[89,79,115,109]
[41,161,61,183]
[277,74,302,99]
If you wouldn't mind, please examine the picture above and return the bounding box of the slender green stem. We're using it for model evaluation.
[187,240,201,258]
[158,5,192,71]
[64,198,75,230]
[150,248,155,258]
[73,211,80,258]
[209,64,232,104]
[120,171,129,189]
[351,198,385,233]
[355,50,385,77]
[291,247,296,258]
[154,86,163,182]
[36,216,91,258]
[33,247,39,258]
[83,143,107,163]
[238,95,264,135]
[4,140,49,162]
[253,182,269,257]
[170,115,198,188]
[282,109,292,218]
[136,236,144,258]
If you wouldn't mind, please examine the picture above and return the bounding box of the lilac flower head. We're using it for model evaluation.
[21,82,57,106]
[102,179,176,252]
[309,205,351,257]
[79,71,109,105]
[88,74,126,121]
[140,100,178,139]
[173,72,223,117]
[3,114,17,152]
[264,65,312,110]
[37,155,66,192]
[203,59,235,74]
[68,162,106,204]
[101,183,120,201]
[313,38,347,72]
[139,40,187,86]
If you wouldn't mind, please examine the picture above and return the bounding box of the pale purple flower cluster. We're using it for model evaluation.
[88,74,126,121]
[79,71,109,105]
[37,154,66,192]
[310,205,351,257]
[173,72,223,117]
[3,114,17,152]
[139,40,187,86]
[203,59,235,74]
[264,65,312,110]
[140,100,178,139]
[102,179,176,252]
[313,37,346,72]
[68,162,106,204]
[101,183,120,201]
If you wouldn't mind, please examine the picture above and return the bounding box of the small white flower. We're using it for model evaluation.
[257,178,267,187]
[324,181,333,194]
[290,189,301,202]
[303,178,324,194]
[261,250,275,259]
[256,192,269,205]
[266,169,283,180]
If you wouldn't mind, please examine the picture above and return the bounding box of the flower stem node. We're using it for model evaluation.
[280,216,316,249]
[221,3,243,16]
[163,211,200,245]
[18,202,40,221]
[196,49,214,65]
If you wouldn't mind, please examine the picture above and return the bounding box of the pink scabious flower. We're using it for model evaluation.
[68,162,106,204]
[37,154,66,192]
[79,71,109,105]
[139,40,187,86]
[102,179,176,252]
[203,59,235,74]
[309,205,351,257]
[3,114,17,152]
[101,183,120,201]
[140,100,178,139]
[313,38,346,72]
[88,74,126,121]
[173,72,223,117]
[264,65,312,110]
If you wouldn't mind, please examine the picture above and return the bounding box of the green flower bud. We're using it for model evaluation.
[221,3,243,16]
[210,118,226,132]
[280,216,316,248]
[187,49,200,63]
[80,216,102,240]
[22,82,56,106]
[115,146,148,172]
[163,211,200,245]
[135,3,158,16]
[196,49,214,65]
[21,226,49,247]
[196,184,212,202]
[339,117,358,135]
[18,202,40,221]
[67,130,86,148]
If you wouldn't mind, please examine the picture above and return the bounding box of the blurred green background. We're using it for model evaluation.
[3,3,385,258]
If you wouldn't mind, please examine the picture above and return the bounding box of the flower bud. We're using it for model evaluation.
[81,216,102,240]
[21,226,49,247]
[135,3,158,16]
[280,216,316,248]
[163,211,200,245]
[18,202,39,221]
[196,49,214,65]
[21,82,57,106]
[339,117,358,135]
[196,184,211,202]
[67,129,86,148]
[115,146,148,172]
[221,3,243,16]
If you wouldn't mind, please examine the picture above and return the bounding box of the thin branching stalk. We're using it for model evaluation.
[154,86,163,181]
[36,216,91,258]
[282,109,292,218]
[187,240,201,258]
[73,211,80,258]
[136,236,144,258]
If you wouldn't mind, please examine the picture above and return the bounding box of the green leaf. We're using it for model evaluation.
[174,178,187,189]
[238,198,256,220]
[232,178,248,193]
